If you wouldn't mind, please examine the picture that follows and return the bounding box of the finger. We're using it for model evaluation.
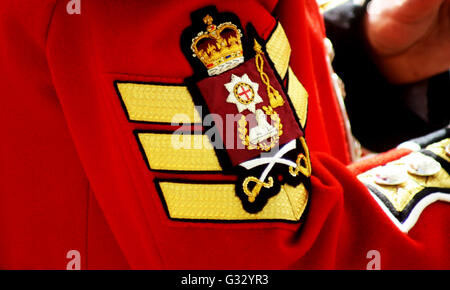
[368,0,444,23]
[366,0,445,55]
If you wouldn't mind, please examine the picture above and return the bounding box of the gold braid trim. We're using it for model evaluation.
[254,40,285,108]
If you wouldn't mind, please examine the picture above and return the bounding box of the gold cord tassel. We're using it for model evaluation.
[254,40,285,108]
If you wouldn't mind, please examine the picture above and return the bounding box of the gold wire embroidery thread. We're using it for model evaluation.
[243,176,274,202]
[254,40,285,109]
[241,137,311,204]
[238,106,283,151]
[289,137,312,178]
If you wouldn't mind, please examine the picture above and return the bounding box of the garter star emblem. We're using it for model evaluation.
[225,74,262,112]
[181,6,311,213]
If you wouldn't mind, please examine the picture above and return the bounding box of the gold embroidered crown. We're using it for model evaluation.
[191,15,244,76]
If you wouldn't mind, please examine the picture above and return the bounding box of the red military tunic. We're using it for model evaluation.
[0,0,448,269]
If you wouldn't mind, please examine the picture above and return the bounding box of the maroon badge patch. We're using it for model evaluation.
[197,54,303,166]
[181,6,311,213]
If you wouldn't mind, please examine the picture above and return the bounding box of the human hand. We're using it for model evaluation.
[364,0,450,84]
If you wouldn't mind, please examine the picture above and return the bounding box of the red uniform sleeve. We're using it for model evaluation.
[0,0,127,269]
[0,0,448,270]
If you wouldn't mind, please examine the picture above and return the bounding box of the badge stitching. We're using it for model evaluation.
[180,6,311,214]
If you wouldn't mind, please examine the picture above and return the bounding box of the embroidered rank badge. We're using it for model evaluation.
[181,6,311,213]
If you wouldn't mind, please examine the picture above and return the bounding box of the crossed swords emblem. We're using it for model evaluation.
[239,138,311,202]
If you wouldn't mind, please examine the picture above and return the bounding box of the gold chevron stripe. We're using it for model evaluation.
[117,82,201,124]
[266,23,291,79]
[137,133,222,171]
[287,67,309,128]
[158,181,308,221]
